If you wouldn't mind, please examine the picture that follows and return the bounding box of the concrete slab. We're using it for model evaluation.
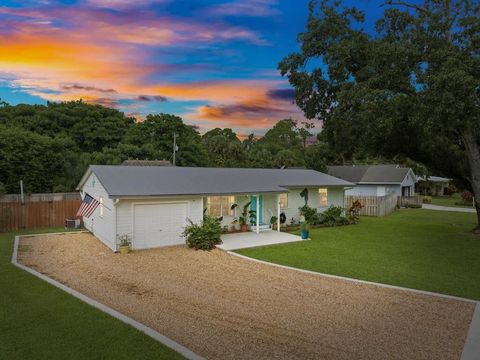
[218,230,304,250]
[423,204,476,213]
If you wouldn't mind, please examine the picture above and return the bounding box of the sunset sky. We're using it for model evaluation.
[0,0,382,136]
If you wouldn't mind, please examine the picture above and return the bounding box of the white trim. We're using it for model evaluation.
[256,194,260,234]
[276,194,280,233]
[12,234,204,360]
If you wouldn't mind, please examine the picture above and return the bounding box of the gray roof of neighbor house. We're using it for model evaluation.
[327,165,413,184]
[78,165,353,198]
[416,175,451,183]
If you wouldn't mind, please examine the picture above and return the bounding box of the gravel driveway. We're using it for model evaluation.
[18,233,474,360]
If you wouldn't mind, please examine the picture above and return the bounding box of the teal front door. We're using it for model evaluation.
[250,195,263,224]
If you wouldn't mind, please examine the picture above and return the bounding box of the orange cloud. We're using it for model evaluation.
[0,3,305,135]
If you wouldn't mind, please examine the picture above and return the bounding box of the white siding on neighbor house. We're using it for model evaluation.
[115,196,203,250]
[385,185,402,197]
[401,171,416,196]
[346,185,379,196]
[80,173,116,251]
[347,184,403,197]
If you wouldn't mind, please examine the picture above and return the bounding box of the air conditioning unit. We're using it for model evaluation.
[65,218,81,229]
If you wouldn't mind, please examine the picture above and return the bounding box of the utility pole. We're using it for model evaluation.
[173,133,178,166]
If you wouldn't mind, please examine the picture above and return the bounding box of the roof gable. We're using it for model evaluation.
[328,165,414,184]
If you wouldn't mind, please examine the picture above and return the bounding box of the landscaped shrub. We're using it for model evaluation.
[444,184,456,196]
[183,215,222,250]
[299,205,321,224]
[461,191,473,204]
[404,203,422,208]
[422,196,432,204]
[319,205,349,226]
[347,200,363,224]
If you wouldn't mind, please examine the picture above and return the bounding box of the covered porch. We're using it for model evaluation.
[205,192,285,234]
[218,230,303,250]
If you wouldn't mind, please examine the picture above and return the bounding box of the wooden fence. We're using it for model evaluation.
[346,194,398,217]
[398,195,423,207]
[0,193,81,232]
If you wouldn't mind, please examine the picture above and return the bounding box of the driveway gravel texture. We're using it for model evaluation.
[18,233,475,360]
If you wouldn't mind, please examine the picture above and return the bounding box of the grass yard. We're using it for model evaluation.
[0,229,184,360]
[237,209,480,300]
[430,193,474,208]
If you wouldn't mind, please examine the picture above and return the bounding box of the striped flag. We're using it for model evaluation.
[76,193,100,218]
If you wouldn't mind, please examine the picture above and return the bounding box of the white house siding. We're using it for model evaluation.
[346,185,380,196]
[115,196,203,250]
[267,187,345,225]
[346,184,406,197]
[385,185,401,196]
[401,171,416,196]
[80,173,116,251]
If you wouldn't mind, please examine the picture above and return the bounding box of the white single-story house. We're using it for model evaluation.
[328,164,416,197]
[416,175,451,196]
[76,165,353,251]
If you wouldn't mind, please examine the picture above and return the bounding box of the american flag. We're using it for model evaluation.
[76,193,100,218]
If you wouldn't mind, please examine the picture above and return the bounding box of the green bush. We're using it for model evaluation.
[183,215,222,250]
[404,203,422,208]
[319,205,349,226]
[299,205,321,224]
[422,196,432,204]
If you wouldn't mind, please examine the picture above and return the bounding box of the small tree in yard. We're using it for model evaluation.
[183,215,222,251]
[280,0,480,232]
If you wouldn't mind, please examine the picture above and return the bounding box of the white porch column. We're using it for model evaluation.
[256,194,260,234]
[277,194,281,232]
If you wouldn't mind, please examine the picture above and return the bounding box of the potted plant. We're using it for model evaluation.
[300,222,310,240]
[231,201,252,232]
[117,234,131,254]
[270,215,278,230]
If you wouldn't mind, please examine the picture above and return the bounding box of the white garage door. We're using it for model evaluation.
[133,202,188,249]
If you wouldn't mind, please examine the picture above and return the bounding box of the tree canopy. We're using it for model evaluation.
[279,0,480,228]
[0,101,323,193]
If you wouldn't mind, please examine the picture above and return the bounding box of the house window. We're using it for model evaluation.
[318,188,328,207]
[279,193,288,208]
[99,196,104,217]
[207,196,235,217]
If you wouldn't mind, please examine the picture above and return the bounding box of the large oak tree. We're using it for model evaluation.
[279,0,480,230]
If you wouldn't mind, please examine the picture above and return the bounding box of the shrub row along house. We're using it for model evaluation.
[76,165,352,251]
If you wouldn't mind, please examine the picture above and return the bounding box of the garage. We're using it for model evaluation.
[133,202,188,249]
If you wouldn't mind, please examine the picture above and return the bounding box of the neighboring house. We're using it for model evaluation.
[328,165,416,197]
[416,175,451,196]
[76,165,353,251]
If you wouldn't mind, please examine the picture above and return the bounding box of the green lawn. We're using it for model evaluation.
[237,209,480,300]
[0,228,184,360]
[430,193,474,208]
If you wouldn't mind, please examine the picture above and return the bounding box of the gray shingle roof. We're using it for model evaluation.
[80,165,353,197]
[417,175,451,183]
[328,165,413,184]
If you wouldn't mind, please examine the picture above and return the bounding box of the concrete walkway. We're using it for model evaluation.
[218,230,304,250]
[423,204,476,213]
